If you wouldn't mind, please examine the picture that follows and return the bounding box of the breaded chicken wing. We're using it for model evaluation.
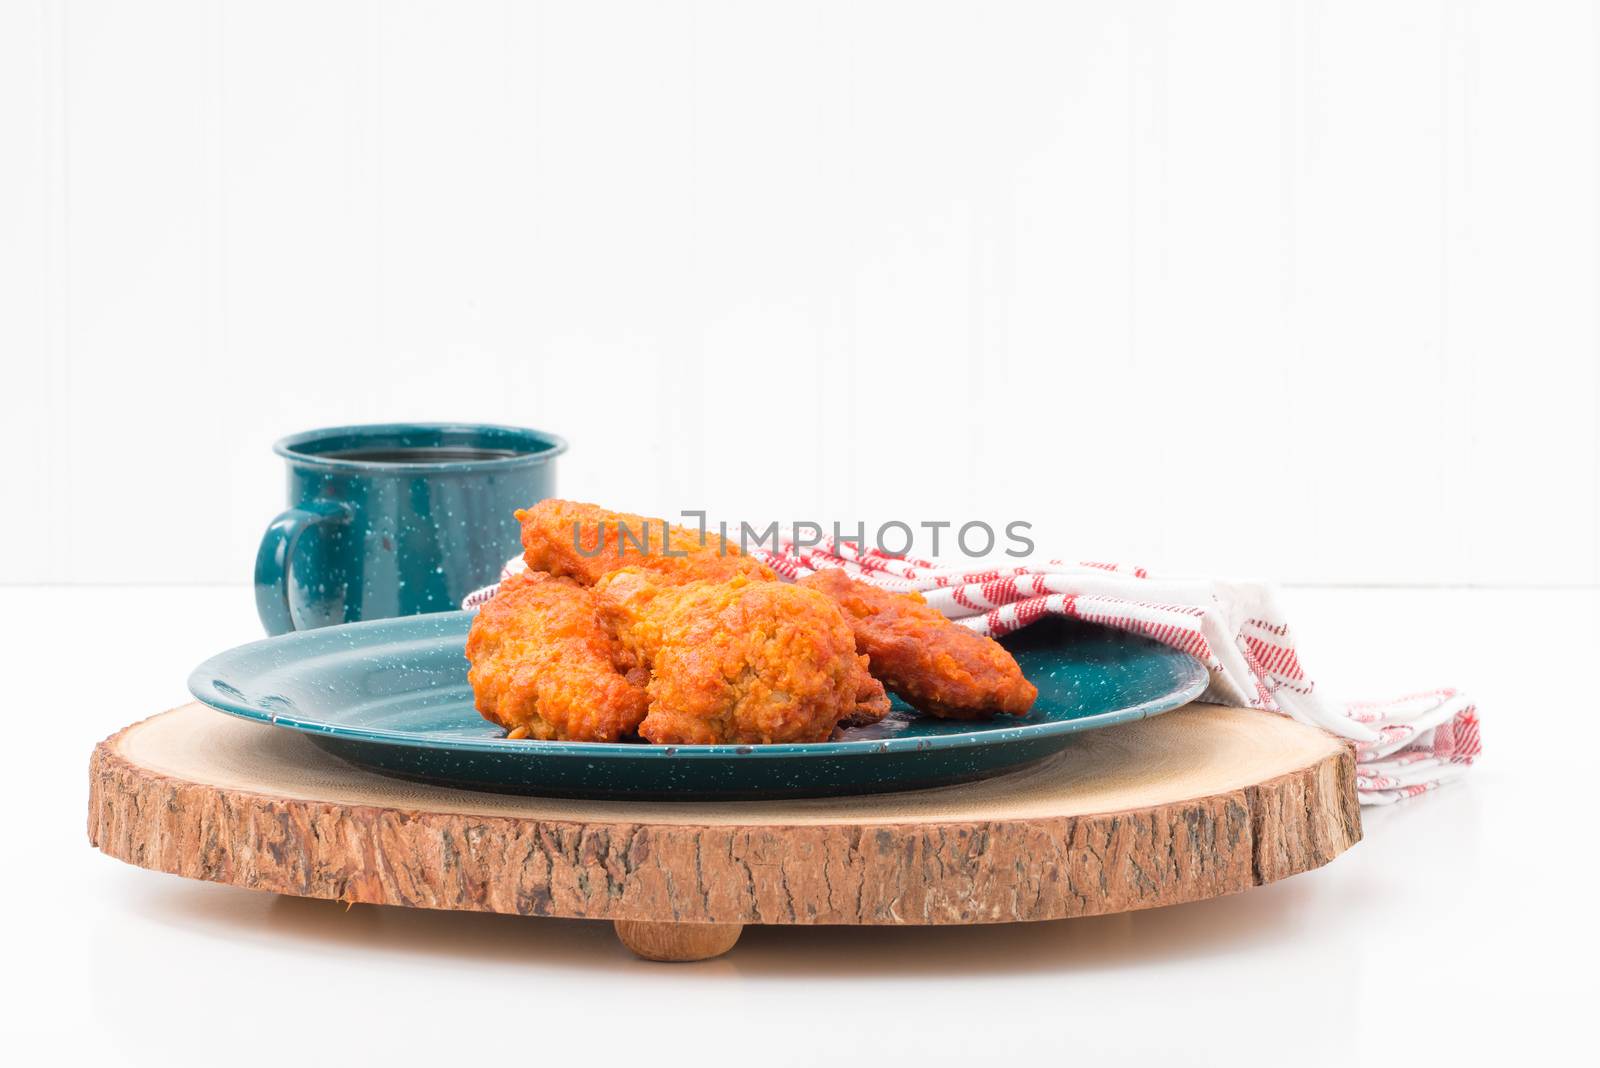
[597,568,887,744]
[465,570,649,741]
[842,661,894,728]
[798,568,1037,719]
[518,499,774,587]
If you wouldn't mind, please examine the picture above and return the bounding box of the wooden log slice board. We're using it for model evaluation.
[88,702,1361,961]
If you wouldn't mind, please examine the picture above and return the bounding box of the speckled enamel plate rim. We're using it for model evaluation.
[188,611,1208,761]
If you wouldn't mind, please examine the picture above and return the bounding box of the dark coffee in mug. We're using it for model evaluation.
[317,446,530,464]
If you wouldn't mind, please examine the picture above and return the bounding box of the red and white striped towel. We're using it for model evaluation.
[467,535,1481,806]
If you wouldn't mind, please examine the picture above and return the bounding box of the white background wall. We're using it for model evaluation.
[3,1,1596,587]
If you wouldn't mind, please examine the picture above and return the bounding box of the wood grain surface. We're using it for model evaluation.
[89,702,1360,937]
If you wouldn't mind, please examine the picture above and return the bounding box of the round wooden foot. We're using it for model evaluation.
[614,920,744,962]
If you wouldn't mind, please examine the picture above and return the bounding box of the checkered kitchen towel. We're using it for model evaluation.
[468,534,1481,806]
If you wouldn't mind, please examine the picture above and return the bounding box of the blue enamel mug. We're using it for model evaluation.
[255,422,565,634]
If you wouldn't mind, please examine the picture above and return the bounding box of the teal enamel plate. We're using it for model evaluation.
[188,612,1207,800]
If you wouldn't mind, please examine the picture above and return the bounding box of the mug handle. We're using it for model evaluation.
[254,502,351,635]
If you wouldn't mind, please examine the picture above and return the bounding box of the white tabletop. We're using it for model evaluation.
[4,585,1589,1065]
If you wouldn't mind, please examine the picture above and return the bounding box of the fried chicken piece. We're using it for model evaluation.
[841,664,893,728]
[518,499,774,587]
[465,570,649,742]
[798,568,1037,720]
[596,568,887,744]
